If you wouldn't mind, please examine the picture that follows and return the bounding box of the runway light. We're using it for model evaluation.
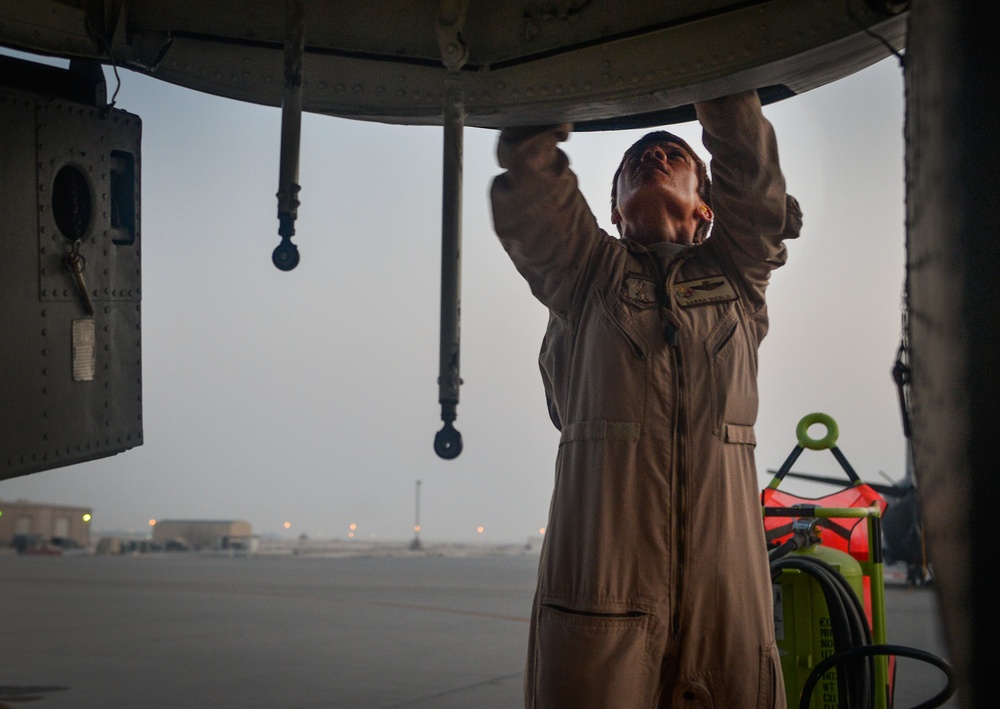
[476,526,485,534]
[348,532,355,538]
[414,525,421,532]
[148,519,156,527]
[539,528,546,535]
[82,513,92,522]
[349,523,357,531]
[284,521,292,529]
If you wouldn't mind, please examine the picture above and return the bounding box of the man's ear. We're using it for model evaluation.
[611,207,621,225]
[697,204,714,222]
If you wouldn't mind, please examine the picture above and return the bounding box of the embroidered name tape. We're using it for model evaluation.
[673,275,737,306]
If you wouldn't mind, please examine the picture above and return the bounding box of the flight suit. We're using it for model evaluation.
[490,92,802,708]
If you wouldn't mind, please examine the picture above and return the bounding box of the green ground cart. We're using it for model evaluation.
[763,413,893,709]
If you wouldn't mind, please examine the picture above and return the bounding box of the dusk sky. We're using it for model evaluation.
[2,54,908,544]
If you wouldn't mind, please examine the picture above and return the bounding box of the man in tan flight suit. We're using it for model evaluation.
[490,91,802,708]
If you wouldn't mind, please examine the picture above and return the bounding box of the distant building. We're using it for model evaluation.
[0,499,92,549]
[151,519,253,551]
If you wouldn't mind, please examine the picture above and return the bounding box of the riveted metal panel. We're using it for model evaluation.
[36,99,142,305]
[1,79,142,481]
[1,0,907,129]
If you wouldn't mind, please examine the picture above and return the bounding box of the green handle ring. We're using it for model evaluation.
[796,412,839,450]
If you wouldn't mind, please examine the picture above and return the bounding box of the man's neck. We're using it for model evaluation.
[619,210,698,246]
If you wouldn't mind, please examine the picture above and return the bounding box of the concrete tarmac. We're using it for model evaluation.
[0,551,957,708]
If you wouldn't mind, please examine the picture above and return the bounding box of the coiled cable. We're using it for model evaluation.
[769,551,956,709]
[770,555,874,708]
[799,644,955,709]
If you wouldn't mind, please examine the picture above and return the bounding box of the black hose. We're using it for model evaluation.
[799,644,956,709]
[771,554,956,709]
[768,537,801,561]
[771,555,873,708]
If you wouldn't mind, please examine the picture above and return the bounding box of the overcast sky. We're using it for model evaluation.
[2,55,908,544]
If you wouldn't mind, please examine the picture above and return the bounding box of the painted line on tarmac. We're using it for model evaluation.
[1,574,532,623]
[380,671,524,708]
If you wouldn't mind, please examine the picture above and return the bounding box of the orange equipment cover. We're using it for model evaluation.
[762,484,887,563]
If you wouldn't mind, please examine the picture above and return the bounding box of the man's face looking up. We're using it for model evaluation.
[611,138,711,246]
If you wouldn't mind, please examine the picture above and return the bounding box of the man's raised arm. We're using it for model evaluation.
[696,91,803,323]
[490,124,607,318]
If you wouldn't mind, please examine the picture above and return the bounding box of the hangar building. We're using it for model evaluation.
[151,519,253,551]
[0,499,92,549]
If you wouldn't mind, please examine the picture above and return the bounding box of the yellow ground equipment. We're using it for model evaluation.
[762,413,954,709]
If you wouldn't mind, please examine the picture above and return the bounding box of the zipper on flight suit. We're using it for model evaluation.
[634,245,692,637]
[660,255,689,637]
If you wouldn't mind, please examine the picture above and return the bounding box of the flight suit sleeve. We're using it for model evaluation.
[696,92,803,338]
[490,124,608,319]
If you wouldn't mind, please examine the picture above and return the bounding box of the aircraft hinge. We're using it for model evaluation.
[435,0,470,72]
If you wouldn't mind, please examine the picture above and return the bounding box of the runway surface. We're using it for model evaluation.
[0,551,956,708]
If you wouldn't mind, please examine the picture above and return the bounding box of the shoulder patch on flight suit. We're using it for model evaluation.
[620,272,658,309]
[673,275,738,307]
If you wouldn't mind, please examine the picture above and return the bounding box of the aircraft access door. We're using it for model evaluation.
[1,56,142,480]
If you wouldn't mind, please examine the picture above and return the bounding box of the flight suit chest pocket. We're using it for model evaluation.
[705,304,758,432]
[598,286,649,361]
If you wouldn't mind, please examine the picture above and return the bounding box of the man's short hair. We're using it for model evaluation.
[610,130,713,241]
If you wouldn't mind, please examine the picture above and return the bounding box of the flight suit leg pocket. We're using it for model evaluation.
[532,603,654,708]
